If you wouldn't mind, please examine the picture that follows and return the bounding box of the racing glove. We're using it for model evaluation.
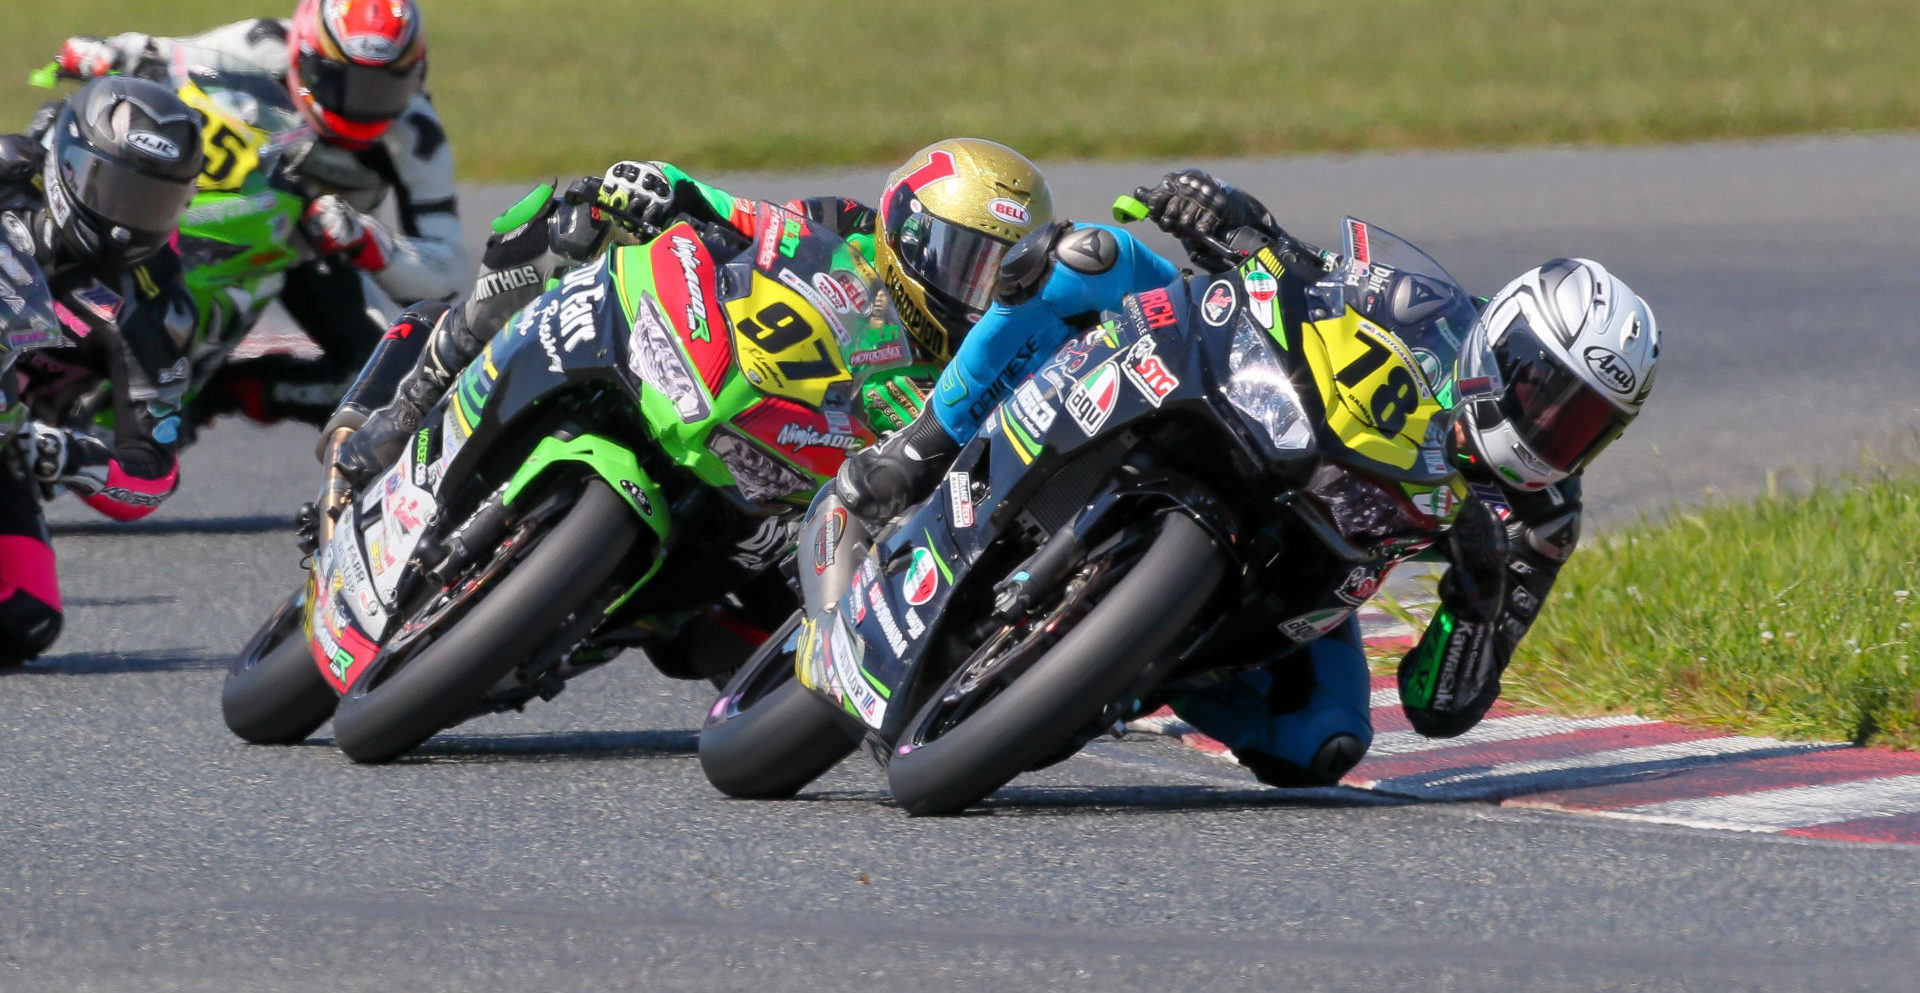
[56,35,138,78]
[305,196,393,271]
[1137,169,1280,270]
[1398,483,1581,738]
[17,422,112,497]
[597,160,677,231]
[860,365,939,435]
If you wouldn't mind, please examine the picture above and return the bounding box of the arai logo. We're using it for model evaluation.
[125,130,181,160]
[987,198,1030,227]
[1582,345,1636,395]
[902,547,940,606]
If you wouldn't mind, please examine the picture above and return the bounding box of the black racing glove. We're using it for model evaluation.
[1137,169,1277,268]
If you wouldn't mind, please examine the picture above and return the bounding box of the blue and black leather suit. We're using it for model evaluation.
[835,174,1583,787]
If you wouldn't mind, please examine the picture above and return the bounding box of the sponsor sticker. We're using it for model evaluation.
[948,472,975,528]
[1064,361,1121,435]
[1243,266,1277,329]
[1009,379,1056,438]
[1201,280,1235,326]
[1122,337,1179,407]
[1334,566,1382,606]
[1134,287,1179,329]
[71,281,122,324]
[1279,607,1353,643]
[847,341,907,368]
[902,547,940,606]
[814,507,847,574]
[867,580,909,655]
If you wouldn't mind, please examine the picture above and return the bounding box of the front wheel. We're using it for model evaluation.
[698,612,861,799]
[222,585,338,745]
[888,512,1226,816]
[331,479,641,763]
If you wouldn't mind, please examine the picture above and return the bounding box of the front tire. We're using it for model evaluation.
[888,513,1225,816]
[331,479,640,763]
[699,612,861,798]
[222,586,338,745]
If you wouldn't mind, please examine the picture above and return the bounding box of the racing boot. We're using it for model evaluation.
[832,405,958,525]
[1168,617,1374,787]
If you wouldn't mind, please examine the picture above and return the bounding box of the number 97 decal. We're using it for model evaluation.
[724,271,847,407]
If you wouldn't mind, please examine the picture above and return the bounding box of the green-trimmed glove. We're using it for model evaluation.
[860,365,939,434]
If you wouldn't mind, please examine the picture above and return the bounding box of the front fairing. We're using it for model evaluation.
[169,53,314,370]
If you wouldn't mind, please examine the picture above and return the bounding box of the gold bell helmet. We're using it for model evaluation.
[877,138,1052,362]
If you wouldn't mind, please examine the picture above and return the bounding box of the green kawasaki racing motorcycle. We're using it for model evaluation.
[222,184,911,763]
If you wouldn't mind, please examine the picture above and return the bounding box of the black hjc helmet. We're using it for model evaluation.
[42,76,204,267]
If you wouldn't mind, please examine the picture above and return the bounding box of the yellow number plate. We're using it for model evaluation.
[175,82,266,192]
[724,270,847,407]
[1300,308,1444,471]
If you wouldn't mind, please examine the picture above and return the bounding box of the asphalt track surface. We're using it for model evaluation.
[9,137,1920,991]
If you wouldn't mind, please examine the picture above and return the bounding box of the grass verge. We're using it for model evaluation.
[5,1,1920,179]
[1499,471,1920,749]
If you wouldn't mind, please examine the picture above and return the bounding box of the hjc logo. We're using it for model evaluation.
[1583,346,1636,395]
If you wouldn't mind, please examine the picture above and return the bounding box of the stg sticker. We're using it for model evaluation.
[1122,337,1179,407]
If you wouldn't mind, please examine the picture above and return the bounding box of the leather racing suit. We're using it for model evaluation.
[835,175,1582,786]
[0,137,196,663]
[326,163,923,682]
[67,18,467,426]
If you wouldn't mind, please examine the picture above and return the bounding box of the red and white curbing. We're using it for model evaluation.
[1129,610,1920,844]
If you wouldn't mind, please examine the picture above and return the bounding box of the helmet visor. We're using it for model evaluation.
[1492,320,1631,473]
[884,184,1009,317]
[58,141,195,234]
[296,48,422,123]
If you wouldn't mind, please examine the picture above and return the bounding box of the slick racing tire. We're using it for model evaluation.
[888,513,1225,816]
[699,612,861,799]
[332,479,640,764]
[223,585,338,745]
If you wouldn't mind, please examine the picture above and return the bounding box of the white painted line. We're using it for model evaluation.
[1366,736,1834,800]
[1611,773,1920,832]
[1366,713,1653,757]
[1369,687,1400,709]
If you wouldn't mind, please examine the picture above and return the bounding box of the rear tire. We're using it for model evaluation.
[888,513,1225,816]
[222,586,338,745]
[699,612,861,798]
[332,479,640,763]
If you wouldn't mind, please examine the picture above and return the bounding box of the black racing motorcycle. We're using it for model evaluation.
[700,200,1482,814]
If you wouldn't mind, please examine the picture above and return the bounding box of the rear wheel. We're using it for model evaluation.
[332,479,641,763]
[222,585,338,745]
[887,513,1225,816]
[699,612,862,798]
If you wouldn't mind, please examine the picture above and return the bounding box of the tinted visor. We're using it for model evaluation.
[58,141,195,234]
[884,184,1008,316]
[1494,321,1631,472]
[297,48,423,122]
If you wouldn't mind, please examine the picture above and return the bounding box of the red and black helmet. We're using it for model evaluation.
[287,0,427,150]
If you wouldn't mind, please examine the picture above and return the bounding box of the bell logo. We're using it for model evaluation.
[988,198,1031,227]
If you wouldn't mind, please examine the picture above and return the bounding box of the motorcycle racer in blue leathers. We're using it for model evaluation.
[835,169,1661,787]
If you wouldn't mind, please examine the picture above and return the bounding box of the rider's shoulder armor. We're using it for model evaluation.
[993,220,1068,306]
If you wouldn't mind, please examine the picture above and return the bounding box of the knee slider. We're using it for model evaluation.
[1237,732,1367,788]
[0,593,62,660]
